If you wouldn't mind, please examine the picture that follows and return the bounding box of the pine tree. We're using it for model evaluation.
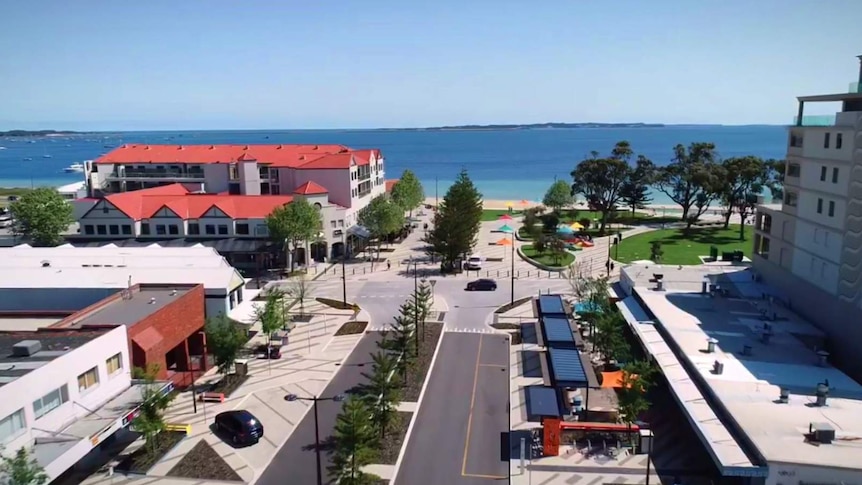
[413,281,433,338]
[327,396,379,484]
[361,351,402,439]
[423,169,483,271]
[380,302,417,383]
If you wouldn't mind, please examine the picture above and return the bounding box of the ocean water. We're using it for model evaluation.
[0,126,788,203]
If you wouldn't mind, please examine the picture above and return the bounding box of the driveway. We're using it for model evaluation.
[255,331,384,485]
[394,333,510,484]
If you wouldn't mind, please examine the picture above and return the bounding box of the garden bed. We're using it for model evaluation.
[377,412,413,464]
[521,245,575,268]
[335,321,368,336]
[167,441,242,481]
[316,297,360,311]
[403,322,444,401]
[491,323,520,330]
[494,296,533,314]
[116,431,186,474]
[209,374,249,397]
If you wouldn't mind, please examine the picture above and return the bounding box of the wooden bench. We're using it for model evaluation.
[165,423,192,435]
[199,392,225,403]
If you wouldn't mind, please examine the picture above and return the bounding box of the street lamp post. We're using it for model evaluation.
[341,231,347,306]
[410,257,419,354]
[510,230,515,305]
[284,393,346,485]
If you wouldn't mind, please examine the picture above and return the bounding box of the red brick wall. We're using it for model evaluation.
[128,285,206,380]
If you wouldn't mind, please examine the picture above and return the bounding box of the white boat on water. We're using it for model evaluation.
[63,163,84,173]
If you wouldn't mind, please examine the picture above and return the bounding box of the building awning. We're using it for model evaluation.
[132,327,164,351]
[547,347,588,388]
[537,295,566,317]
[348,225,371,239]
[541,316,576,348]
[525,386,563,418]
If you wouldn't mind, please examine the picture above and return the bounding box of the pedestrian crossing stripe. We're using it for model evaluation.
[444,327,498,334]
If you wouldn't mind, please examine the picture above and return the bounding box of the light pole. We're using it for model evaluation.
[410,257,419,354]
[644,425,653,485]
[284,393,346,485]
[510,230,515,305]
[341,231,347,306]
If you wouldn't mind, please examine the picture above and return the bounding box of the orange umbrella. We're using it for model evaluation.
[496,238,513,246]
[498,214,513,221]
[520,199,530,206]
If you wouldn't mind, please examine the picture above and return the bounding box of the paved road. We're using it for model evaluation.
[256,332,384,485]
[394,333,510,484]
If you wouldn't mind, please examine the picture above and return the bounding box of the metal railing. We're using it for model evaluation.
[792,115,835,126]
[850,82,861,94]
[107,171,205,179]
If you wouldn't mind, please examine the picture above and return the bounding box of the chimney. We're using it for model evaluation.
[705,338,718,353]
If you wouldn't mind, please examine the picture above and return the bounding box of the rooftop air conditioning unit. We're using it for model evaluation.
[815,381,829,407]
[712,360,724,375]
[12,340,42,357]
[778,388,789,403]
[809,422,835,444]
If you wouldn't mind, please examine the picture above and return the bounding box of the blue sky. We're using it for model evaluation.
[1,0,861,130]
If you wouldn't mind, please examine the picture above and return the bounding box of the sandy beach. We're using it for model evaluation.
[423,197,731,218]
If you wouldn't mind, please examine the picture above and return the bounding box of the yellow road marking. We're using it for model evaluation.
[461,334,484,476]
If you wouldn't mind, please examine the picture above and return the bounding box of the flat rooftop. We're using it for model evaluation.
[0,329,109,384]
[0,317,65,332]
[623,264,862,471]
[61,286,194,328]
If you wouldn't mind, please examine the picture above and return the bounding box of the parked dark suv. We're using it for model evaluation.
[214,410,264,445]
[466,278,497,291]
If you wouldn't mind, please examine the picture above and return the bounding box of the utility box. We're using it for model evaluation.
[235,359,249,376]
[638,429,654,455]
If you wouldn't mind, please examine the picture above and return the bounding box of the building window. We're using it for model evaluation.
[97,225,107,235]
[228,183,241,195]
[229,163,239,180]
[102,205,109,214]
[122,224,132,235]
[218,224,228,235]
[168,224,179,235]
[33,385,69,420]
[271,185,281,195]
[836,133,843,149]
[109,224,119,235]
[188,223,200,235]
[338,220,344,227]
[260,183,270,195]
[106,353,123,374]
[331,220,337,228]
[77,367,99,392]
[84,225,95,235]
[789,133,803,147]
[820,166,827,181]
[141,223,150,235]
[205,224,216,235]
[817,198,823,214]
[156,224,166,235]
[783,192,798,207]
[236,223,249,235]
[828,201,835,217]
[0,409,25,442]
[833,167,839,184]
[824,132,830,148]
[786,164,800,177]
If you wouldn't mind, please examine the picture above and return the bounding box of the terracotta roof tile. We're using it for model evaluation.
[293,181,329,195]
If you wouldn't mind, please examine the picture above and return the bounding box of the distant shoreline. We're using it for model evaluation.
[0,130,83,137]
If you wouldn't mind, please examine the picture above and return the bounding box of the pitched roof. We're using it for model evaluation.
[385,179,398,193]
[94,144,377,169]
[293,181,329,195]
[99,184,294,221]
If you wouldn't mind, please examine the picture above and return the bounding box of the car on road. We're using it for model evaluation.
[254,344,282,359]
[464,254,483,270]
[466,278,497,291]
[214,410,264,445]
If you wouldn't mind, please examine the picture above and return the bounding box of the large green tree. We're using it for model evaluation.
[253,288,287,346]
[570,141,635,234]
[360,351,401,439]
[204,315,247,381]
[0,447,48,485]
[423,169,483,270]
[719,156,768,238]
[654,143,723,227]
[619,156,654,217]
[617,360,657,445]
[9,188,74,246]
[265,198,322,271]
[765,159,786,202]
[542,180,574,213]
[389,170,425,217]
[358,195,404,269]
[327,396,379,485]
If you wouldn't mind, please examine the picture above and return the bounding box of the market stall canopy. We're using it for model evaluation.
[496,238,512,246]
[497,224,514,233]
[498,214,513,221]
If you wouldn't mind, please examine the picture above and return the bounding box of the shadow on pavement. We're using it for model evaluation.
[520,351,543,378]
[521,322,538,344]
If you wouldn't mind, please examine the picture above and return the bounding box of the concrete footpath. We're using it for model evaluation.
[81,302,365,485]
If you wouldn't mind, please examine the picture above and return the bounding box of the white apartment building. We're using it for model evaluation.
[0,326,170,482]
[754,55,862,379]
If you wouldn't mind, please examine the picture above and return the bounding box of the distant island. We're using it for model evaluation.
[402,122,665,131]
[0,130,82,137]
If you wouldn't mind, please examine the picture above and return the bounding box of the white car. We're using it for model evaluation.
[464,255,483,270]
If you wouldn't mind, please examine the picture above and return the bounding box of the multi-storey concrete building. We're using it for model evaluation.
[753,55,862,378]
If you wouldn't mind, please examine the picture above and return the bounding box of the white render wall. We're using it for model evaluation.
[0,326,131,477]
[801,126,855,162]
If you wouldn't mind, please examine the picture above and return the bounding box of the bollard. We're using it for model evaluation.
[352,268,355,275]
[497,270,500,277]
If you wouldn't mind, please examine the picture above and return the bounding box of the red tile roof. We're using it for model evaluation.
[99,184,294,221]
[293,181,329,195]
[385,179,398,193]
[94,144,378,169]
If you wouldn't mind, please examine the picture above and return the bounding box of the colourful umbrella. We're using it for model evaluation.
[496,238,512,246]
[556,225,574,234]
[570,222,584,230]
[498,214,513,221]
[498,224,514,233]
[520,199,530,206]
[506,201,514,208]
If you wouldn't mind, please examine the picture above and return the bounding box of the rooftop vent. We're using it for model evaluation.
[778,387,789,403]
[12,340,42,357]
[712,360,724,375]
[41,260,50,268]
[815,380,830,406]
[705,338,718,353]
[149,297,156,305]
[809,422,835,444]
[170,289,178,296]
[817,350,830,367]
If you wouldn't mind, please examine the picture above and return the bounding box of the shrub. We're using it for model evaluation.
[541,213,560,232]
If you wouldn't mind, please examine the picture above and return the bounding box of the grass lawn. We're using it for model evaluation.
[0,188,33,197]
[614,225,754,265]
[521,244,575,268]
[482,209,521,221]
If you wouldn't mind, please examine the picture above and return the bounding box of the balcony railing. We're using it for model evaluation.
[850,82,861,94]
[108,171,205,179]
[792,115,835,126]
